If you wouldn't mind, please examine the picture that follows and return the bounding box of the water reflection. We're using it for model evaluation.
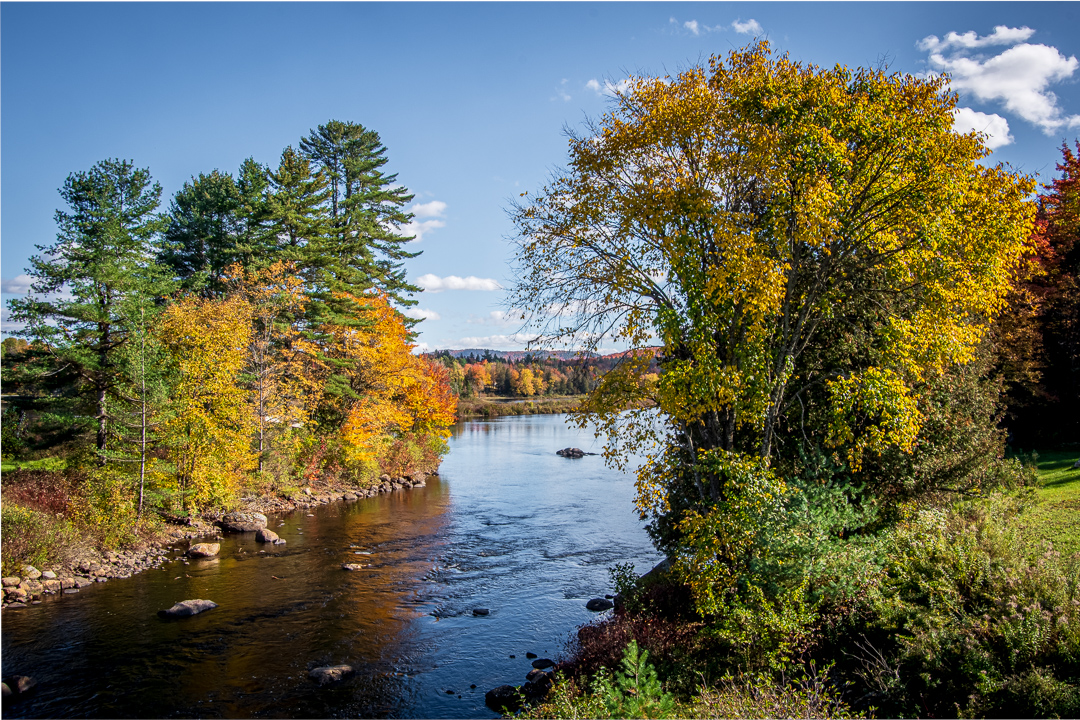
[2,414,661,719]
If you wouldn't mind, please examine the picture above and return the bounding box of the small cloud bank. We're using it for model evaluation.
[731,19,763,35]
[920,26,1080,134]
[586,78,632,97]
[952,107,1013,149]
[1,274,35,294]
[402,307,441,321]
[403,200,447,242]
[442,333,541,351]
[416,274,503,293]
[468,310,520,326]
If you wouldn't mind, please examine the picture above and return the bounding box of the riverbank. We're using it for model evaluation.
[455,395,582,418]
[0,469,438,610]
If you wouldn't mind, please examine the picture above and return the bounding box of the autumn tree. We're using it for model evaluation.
[158,294,255,511]
[6,159,172,457]
[226,261,309,473]
[510,42,1035,610]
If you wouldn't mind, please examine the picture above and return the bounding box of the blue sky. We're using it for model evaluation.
[3,2,1079,351]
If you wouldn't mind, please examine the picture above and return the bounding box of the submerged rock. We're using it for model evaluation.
[485,684,521,712]
[556,447,585,458]
[309,665,354,685]
[531,658,556,670]
[586,598,614,611]
[341,563,365,571]
[472,608,490,616]
[158,599,218,618]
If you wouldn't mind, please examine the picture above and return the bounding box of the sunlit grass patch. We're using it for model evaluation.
[1023,449,1080,558]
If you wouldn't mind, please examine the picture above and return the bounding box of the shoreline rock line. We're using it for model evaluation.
[1,470,439,610]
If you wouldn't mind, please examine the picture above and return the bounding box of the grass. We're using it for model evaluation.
[1021,448,1080,558]
[1,457,68,473]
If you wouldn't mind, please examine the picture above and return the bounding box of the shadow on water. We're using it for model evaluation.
[1,414,662,719]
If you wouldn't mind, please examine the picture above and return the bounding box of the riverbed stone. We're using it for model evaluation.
[74,577,93,588]
[60,577,75,590]
[473,608,490,616]
[22,565,42,580]
[341,563,365,571]
[158,599,218,618]
[556,447,585,458]
[485,685,521,712]
[220,511,267,532]
[531,658,556,670]
[255,528,279,543]
[344,492,358,501]
[41,570,58,580]
[42,579,61,594]
[309,665,354,685]
[586,598,614,611]
[187,543,220,558]
[5,587,27,601]
[1,577,19,587]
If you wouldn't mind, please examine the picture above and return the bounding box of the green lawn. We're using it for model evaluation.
[1021,449,1080,558]
[0,457,68,473]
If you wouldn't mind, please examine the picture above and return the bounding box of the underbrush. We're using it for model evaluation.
[456,396,581,418]
[533,489,1080,719]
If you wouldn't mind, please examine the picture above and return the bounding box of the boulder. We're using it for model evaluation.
[157,599,218,618]
[5,587,27,601]
[485,684,521,713]
[531,658,556,670]
[60,577,76,590]
[220,511,267,533]
[341,563,365,571]
[2,676,36,697]
[273,539,287,545]
[309,665,354,685]
[1,577,20,588]
[472,608,490,616]
[41,570,58,580]
[42,579,61,593]
[556,447,585,458]
[22,566,42,580]
[586,598,614,611]
[255,528,279,543]
[187,543,220,558]
[526,652,538,659]
[525,669,550,683]
[344,492,358,501]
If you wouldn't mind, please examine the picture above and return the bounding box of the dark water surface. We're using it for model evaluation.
[1,414,662,718]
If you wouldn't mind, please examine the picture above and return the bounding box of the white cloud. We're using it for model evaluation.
[411,200,447,218]
[402,200,447,242]
[1,274,35,294]
[684,20,700,35]
[952,107,1014,149]
[732,19,762,35]
[402,307,441,321]
[416,274,503,293]
[468,310,521,326]
[1,307,25,334]
[921,28,1080,134]
[586,78,632,97]
[918,25,1035,53]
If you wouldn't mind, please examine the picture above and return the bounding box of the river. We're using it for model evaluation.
[0,414,663,718]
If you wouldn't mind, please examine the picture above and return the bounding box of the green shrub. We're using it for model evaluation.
[0,503,81,576]
[593,640,677,718]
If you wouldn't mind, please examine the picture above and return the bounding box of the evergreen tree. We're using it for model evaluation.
[300,120,420,310]
[159,169,244,293]
[6,159,173,456]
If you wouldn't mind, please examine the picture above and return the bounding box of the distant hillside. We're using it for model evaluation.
[431,349,599,361]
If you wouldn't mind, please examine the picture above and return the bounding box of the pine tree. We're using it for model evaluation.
[159,169,244,293]
[300,120,421,311]
[7,159,172,456]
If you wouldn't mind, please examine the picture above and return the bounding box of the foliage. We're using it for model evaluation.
[511,41,1036,615]
[0,503,81,578]
[6,158,174,454]
[158,294,256,511]
[592,641,677,719]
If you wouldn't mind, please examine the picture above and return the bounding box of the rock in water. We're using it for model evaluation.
[255,528,279,543]
[220,511,267,532]
[586,598,614,611]
[309,665,354,685]
[341,563,365,571]
[473,608,490,616]
[158,599,218,618]
[485,685,521,712]
[531,658,556,670]
[555,447,585,458]
[187,543,220,558]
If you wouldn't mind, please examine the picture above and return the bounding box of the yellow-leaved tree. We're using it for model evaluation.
[158,294,256,512]
[510,42,1035,613]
